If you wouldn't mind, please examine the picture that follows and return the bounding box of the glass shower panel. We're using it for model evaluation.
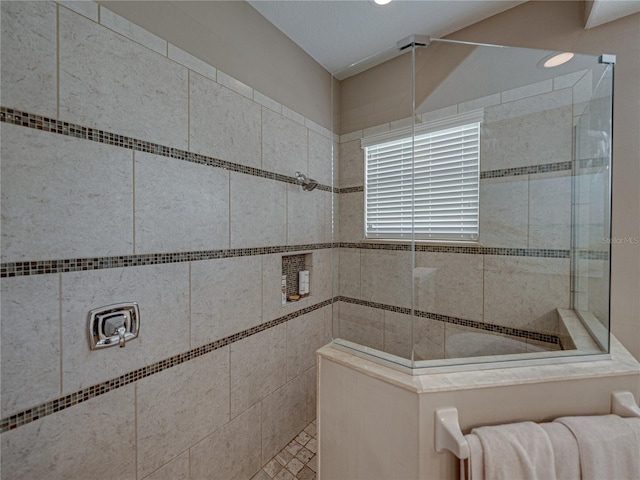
[332,50,416,367]
[572,62,614,350]
[411,42,612,367]
[331,38,613,370]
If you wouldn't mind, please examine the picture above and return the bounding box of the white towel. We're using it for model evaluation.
[539,422,581,480]
[464,433,485,480]
[471,421,557,480]
[554,414,640,480]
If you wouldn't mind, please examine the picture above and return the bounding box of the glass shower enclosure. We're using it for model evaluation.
[332,38,614,371]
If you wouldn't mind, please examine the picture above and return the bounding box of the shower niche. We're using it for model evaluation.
[282,253,312,305]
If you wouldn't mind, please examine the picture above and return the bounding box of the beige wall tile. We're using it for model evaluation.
[308,130,334,187]
[137,348,230,479]
[1,124,133,262]
[414,252,484,322]
[135,152,230,253]
[334,302,384,351]
[0,385,136,480]
[361,250,412,308]
[0,1,57,117]
[338,248,361,299]
[190,403,262,480]
[168,44,216,80]
[230,173,286,248]
[481,89,572,171]
[262,108,308,177]
[189,73,261,168]
[57,1,99,21]
[191,257,263,348]
[286,309,330,380]
[287,184,325,245]
[337,192,364,243]
[484,255,569,332]
[339,139,364,188]
[142,452,189,480]
[529,173,571,249]
[230,324,286,418]
[59,8,188,148]
[261,367,315,463]
[61,264,190,393]
[384,312,445,361]
[479,177,529,248]
[1,274,60,417]
[99,6,167,55]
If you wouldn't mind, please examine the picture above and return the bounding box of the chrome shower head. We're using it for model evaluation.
[295,172,319,191]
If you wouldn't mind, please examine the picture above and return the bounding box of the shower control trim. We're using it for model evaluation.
[88,302,140,350]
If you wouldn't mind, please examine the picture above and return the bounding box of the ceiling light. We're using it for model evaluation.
[373,0,393,5]
[542,52,574,68]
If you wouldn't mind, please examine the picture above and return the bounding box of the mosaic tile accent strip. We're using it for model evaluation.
[336,296,561,347]
[0,107,333,192]
[0,298,336,434]
[0,244,334,278]
[1,243,573,279]
[338,243,570,258]
[335,186,364,194]
[576,250,610,260]
[480,161,573,179]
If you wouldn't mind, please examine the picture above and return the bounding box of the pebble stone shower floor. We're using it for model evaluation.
[251,419,318,480]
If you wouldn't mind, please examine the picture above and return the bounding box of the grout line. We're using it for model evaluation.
[56,4,60,119]
[58,273,63,396]
[132,151,136,255]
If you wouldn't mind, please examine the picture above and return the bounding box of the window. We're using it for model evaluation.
[362,110,482,242]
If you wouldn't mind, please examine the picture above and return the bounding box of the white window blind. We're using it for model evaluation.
[364,112,481,242]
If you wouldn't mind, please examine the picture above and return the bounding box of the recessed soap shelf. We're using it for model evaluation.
[88,302,140,350]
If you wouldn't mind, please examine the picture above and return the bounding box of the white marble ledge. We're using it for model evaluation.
[317,334,640,395]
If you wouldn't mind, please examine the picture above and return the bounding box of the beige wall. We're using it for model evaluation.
[98,0,334,129]
[340,1,640,360]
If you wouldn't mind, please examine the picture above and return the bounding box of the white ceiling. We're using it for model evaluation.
[248,0,640,80]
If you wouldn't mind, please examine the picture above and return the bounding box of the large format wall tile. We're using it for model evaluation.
[383,311,445,361]
[189,73,261,168]
[262,108,308,176]
[230,173,286,248]
[339,139,364,188]
[59,8,188,149]
[0,1,57,117]
[137,348,230,479]
[361,250,412,308]
[191,256,263,348]
[338,248,361,299]
[135,152,229,253]
[479,176,529,248]
[61,263,190,393]
[142,452,189,480]
[484,255,570,332]
[1,124,134,262]
[338,192,364,243]
[308,130,334,187]
[286,309,331,380]
[287,183,325,245]
[481,89,572,171]
[529,173,572,249]
[261,367,315,463]
[1,275,60,417]
[0,385,136,480]
[230,324,287,418]
[190,403,262,480]
[334,302,384,351]
[414,252,484,322]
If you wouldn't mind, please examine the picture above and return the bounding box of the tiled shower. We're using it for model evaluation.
[1,2,333,478]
